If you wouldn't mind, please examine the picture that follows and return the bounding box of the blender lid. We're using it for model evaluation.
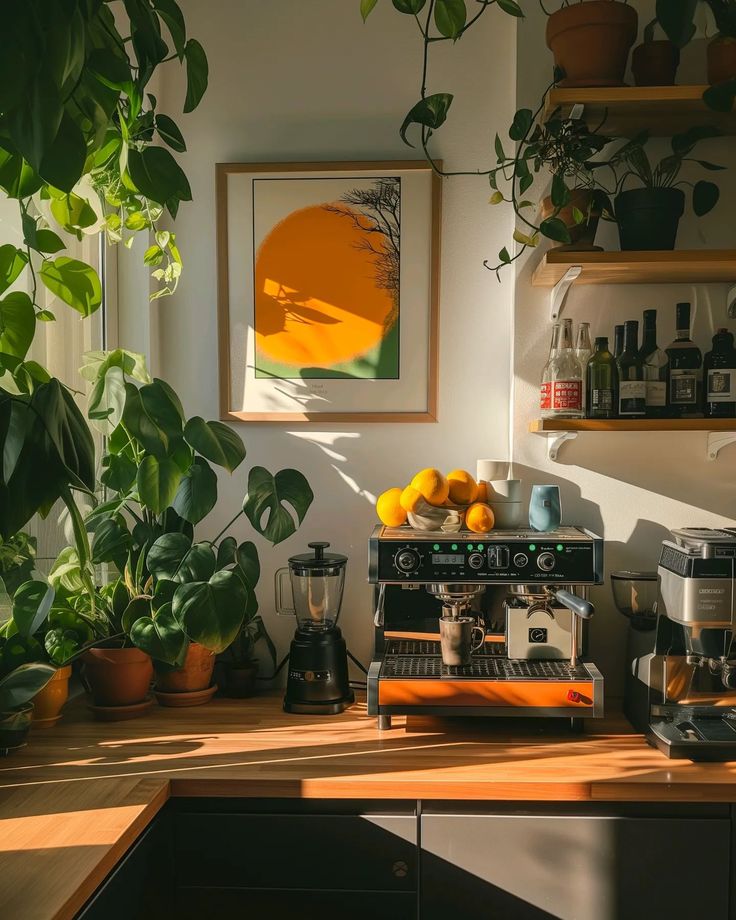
[288,541,347,571]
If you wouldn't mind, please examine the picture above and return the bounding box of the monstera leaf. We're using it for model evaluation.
[243,467,314,546]
[172,569,246,653]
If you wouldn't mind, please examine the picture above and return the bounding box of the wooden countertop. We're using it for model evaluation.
[3,693,736,919]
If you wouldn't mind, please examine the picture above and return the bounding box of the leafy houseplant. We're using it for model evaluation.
[489,106,615,274]
[0,0,208,581]
[603,127,723,251]
[0,663,57,753]
[657,0,736,107]
[58,350,314,711]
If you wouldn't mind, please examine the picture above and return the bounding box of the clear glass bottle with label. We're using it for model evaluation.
[617,320,646,417]
[586,336,618,419]
[639,308,668,418]
[549,318,583,419]
[704,328,736,418]
[666,302,703,418]
[540,323,561,419]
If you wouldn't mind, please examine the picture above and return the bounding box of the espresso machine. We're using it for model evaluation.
[626,527,736,760]
[367,525,604,730]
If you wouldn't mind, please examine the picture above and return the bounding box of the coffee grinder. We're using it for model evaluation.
[277,541,355,715]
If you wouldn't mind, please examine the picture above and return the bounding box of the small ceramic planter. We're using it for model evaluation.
[632,40,679,87]
[32,665,72,728]
[0,705,33,755]
[708,36,736,85]
[84,647,153,721]
[615,187,685,251]
[540,189,602,252]
[222,663,258,699]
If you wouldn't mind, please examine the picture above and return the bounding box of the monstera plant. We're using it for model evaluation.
[0,0,208,560]
[54,351,314,682]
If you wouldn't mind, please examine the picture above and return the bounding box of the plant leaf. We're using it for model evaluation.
[172,570,246,652]
[130,602,188,666]
[399,93,454,147]
[434,0,466,38]
[235,540,260,588]
[137,454,183,515]
[361,0,380,19]
[183,39,208,113]
[243,467,314,546]
[183,416,246,472]
[156,113,186,152]
[172,456,217,524]
[0,662,56,711]
[497,0,523,17]
[392,0,426,12]
[121,596,151,633]
[508,108,533,141]
[91,518,131,567]
[0,246,28,295]
[540,216,572,244]
[12,580,54,638]
[147,532,193,581]
[693,180,720,216]
[0,292,35,360]
[39,257,102,317]
[88,365,126,434]
[128,146,192,206]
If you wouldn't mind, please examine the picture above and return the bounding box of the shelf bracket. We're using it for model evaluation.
[550,265,582,322]
[707,431,736,461]
[546,430,577,462]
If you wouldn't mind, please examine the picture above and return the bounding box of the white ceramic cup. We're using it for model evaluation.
[486,478,522,503]
[489,501,523,529]
[476,459,509,482]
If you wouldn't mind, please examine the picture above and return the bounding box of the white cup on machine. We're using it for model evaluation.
[476,461,522,529]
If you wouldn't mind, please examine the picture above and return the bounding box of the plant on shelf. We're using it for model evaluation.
[631,18,681,87]
[657,0,736,108]
[600,126,723,251]
[488,103,615,275]
[0,0,209,570]
[55,350,314,713]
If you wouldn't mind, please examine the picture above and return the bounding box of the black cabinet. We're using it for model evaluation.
[420,803,732,920]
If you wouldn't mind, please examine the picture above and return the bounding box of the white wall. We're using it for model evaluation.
[515,0,736,694]
[153,0,517,676]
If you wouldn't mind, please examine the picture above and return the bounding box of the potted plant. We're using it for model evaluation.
[545,1,638,88]
[489,104,615,274]
[218,616,276,698]
[61,350,314,711]
[657,0,736,108]
[632,18,681,86]
[602,126,723,250]
[0,663,57,754]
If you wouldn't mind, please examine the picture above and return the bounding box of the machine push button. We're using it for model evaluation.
[537,552,556,572]
[468,552,485,570]
[395,548,420,574]
[513,552,529,568]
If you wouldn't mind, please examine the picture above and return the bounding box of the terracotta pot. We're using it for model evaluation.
[632,40,680,86]
[546,1,638,88]
[32,665,72,728]
[540,188,602,251]
[84,647,153,707]
[708,36,736,85]
[223,663,258,699]
[155,642,215,693]
[0,705,33,754]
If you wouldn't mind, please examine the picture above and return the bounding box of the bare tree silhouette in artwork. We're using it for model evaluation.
[323,178,401,327]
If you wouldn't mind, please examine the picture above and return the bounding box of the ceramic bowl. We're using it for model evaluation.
[488,501,523,529]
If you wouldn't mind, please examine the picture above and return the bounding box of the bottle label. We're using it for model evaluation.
[670,371,698,405]
[708,369,735,402]
[552,379,582,411]
[619,380,646,415]
[540,382,551,411]
[645,381,666,407]
[591,388,614,411]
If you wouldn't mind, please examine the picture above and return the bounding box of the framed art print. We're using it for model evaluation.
[216,161,441,422]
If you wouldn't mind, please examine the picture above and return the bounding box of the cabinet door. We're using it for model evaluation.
[421,812,730,920]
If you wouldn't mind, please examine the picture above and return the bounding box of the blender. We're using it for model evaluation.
[276,542,354,714]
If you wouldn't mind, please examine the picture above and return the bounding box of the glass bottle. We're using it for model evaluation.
[639,308,668,418]
[617,320,646,418]
[549,318,583,419]
[540,323,561,419]
[704,328,736,418]
[666,302,703,418]
[613,324,625,360]
[575,322,593,414]
[586,336,619,419]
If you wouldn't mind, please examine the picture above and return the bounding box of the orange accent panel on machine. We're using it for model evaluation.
[378,680,595,708]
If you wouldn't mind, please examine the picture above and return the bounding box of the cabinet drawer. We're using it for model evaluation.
[174,813,417,891]
[421,812,730,920]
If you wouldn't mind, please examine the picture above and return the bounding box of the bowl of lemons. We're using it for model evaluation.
[376,468,496,534]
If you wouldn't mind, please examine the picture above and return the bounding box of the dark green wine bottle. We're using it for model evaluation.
[617,320,646,417]
[586,336,619,419]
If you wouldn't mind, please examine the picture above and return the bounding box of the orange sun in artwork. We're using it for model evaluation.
[254,204,396,370]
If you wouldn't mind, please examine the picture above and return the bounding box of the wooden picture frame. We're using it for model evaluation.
[216,161,441,422]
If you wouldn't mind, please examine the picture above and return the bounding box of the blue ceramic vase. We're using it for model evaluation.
[529,485,561,532]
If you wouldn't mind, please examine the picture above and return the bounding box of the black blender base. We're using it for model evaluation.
[283,692,355,715]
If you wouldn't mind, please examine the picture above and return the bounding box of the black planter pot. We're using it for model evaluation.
[615,187,685,251]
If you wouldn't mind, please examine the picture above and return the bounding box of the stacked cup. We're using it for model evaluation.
[476,460,523,530]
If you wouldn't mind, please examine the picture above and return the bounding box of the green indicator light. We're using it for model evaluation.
[451,543,458,551]
[529,544,536,552]
[557,544,564,552]
[477,544,484,550]
[467,543,474,551]
[433,544,440,551]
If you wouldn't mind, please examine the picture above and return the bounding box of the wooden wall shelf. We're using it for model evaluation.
[529,418,736,461]
[530,419,736,433]
[532,250,736,288]
[545,85,736,137]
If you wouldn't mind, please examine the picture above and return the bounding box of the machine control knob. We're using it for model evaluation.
[468,552,485,570]
[513,553,529,568]
[537,552,556,572]
[395,548,420,574]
